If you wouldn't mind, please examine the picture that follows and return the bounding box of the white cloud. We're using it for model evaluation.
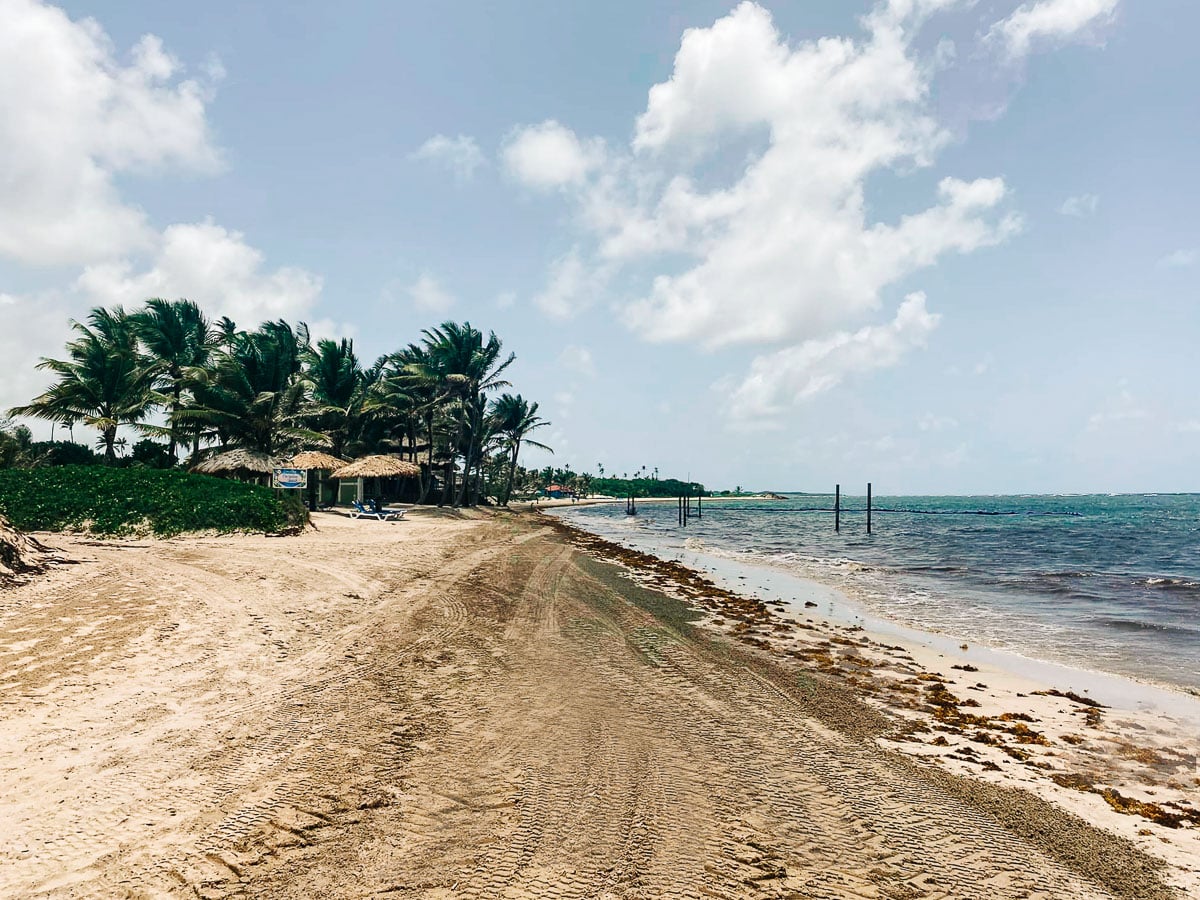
[558,344,596,378]
[495,290,517,309]
[1157,248,1196,268]
[1059,193,1099,216]
[405,273,455,313]
[1174,420,1200,434]
[725,292,941,421]
[532,249,607,318]
[492,2,1018,419]
[76,221,323,327]
[0,290,73,422]
[411,134,485,181]
[990,0,1119,59]
[501,120,603,190]
[0,0,221,266]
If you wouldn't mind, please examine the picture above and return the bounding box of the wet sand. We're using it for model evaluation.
[0,509,1188,898]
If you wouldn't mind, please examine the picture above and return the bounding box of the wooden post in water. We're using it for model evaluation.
[697,492,702,519]
[835,484,841,532]
[678,494,683,526]
[867,482,872,534]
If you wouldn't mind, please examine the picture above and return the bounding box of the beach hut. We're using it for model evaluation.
[329,455,421,506]
[289,451,347,510]
[191,449,281,484]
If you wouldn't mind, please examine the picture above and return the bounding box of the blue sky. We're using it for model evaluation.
[1,0,1196,493]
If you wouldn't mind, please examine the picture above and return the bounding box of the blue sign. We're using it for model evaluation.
[272,467,308,489]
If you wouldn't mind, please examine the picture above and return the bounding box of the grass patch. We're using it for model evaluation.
[0,466,294,536]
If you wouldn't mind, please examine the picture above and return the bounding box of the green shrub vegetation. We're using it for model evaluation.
[0,466,290,536]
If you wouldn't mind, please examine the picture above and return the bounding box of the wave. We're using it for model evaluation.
[1091,617,1200,637]
[1141,577,1200,593]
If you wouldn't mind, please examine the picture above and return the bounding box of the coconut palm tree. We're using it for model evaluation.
[183,320,321,455]
[9,307,153,464]
[132,298,217,461]
[303,337,364,458]
[416,322,514,507]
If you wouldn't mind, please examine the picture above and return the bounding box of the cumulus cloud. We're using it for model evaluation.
[493,1,1023,421]
[501,120,603,190]
[0,0,221,266]
[1059,193,1099,216]
[725,293,941,421]
[990,0,1119,59]
[76,221,323,327]
[403,273,455,313]
[411,134,486,181]
[1157,249,1196,268]
[0,290,74,421]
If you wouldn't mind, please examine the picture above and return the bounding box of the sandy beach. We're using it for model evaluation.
[0,509,1192,898]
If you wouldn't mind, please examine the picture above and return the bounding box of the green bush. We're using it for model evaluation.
[0,466,290,536]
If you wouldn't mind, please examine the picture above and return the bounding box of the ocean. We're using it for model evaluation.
[553,494,1200,693]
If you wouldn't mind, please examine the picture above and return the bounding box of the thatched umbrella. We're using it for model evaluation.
[330,455,420,479]
[289,451,346,471]
[330,455,420,508]
[289,451,347,510]
[191,449,281,480]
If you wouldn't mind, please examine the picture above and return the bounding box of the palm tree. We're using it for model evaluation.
[132,298,217,461]
[303,337,364,458]
[9,307,153,464]
[489,394,552,505]
[418,322,514,507]
[369,343,442,502]
[184,320,320,455]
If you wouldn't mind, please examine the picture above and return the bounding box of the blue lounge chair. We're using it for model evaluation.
[350,500,401,521]
[369,498,407,519]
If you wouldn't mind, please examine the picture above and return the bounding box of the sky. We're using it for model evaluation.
[1,0,1197,494]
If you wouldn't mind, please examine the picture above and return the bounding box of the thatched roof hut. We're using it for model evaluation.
[331,455,420,479]
[289,451,346,471]
[192,449,281,477]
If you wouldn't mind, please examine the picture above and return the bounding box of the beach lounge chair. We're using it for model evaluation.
[369,498,408,520]
[349,500,399,521]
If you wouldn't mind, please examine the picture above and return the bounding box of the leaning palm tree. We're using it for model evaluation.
[489,393,552,506]
[132,298,217,461]
[8,307,153,464]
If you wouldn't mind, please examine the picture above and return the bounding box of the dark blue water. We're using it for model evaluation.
[556,495,1200,691]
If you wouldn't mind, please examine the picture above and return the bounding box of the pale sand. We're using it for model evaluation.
[0,509,1186,898]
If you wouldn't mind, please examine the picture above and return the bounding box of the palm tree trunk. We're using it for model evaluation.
[417,415,434,504]
[102,426,118,465]
[168,383,182,460]
[455,420,473,508]
[503,443,520,506]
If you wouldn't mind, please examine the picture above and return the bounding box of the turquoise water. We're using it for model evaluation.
[555,494,1200,692]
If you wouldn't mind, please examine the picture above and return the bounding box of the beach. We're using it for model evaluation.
[0,509,1193,898]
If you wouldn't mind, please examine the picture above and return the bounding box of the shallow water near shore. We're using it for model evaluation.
[552,493,1200,695]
